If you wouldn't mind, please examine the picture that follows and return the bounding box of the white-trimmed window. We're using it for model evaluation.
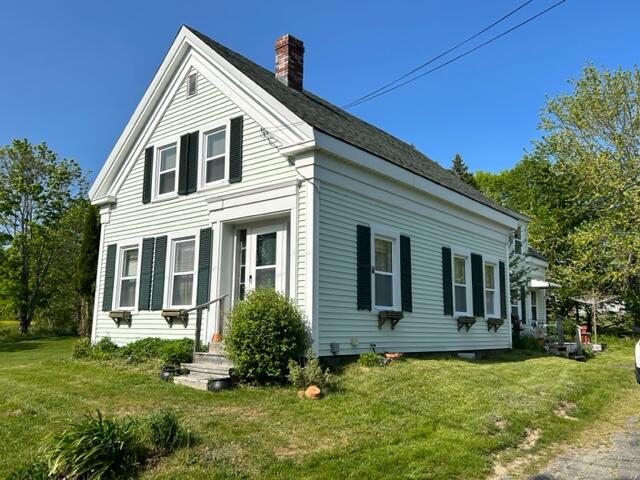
[511,298,520,321]
[117,246,139,309]
[169,237,196,307]
[484,262,498,317]
[531,291,538,321]
[453,253,472,315]
[203,126,227,185]
[156,144,177,196]
[372,228,400,310]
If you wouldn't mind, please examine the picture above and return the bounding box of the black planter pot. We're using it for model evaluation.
[208,377,232,392]
[160,365,177,382]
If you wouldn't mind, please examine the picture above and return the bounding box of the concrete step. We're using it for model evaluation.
[182,362,233,375]
[193,352,233,367]
[173,372,230,391]
[208,342,224,355]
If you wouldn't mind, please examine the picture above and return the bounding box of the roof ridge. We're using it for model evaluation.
[184,25,521,220]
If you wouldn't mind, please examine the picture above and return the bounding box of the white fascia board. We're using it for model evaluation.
[90,26,313,200]
[312,130,519,229]
[91,195,117,207]
[526,255,549,269]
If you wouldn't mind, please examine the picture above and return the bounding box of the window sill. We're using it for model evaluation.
[151,192,179,204]
[200,179,229,191]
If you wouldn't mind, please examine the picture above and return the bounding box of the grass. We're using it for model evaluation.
[1,338,639,479]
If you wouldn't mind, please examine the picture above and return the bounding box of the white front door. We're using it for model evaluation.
[237,223,287,299]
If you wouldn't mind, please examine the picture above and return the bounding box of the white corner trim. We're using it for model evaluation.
[91,224,107,344]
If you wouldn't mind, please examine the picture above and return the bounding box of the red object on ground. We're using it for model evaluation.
[580,325,591,344]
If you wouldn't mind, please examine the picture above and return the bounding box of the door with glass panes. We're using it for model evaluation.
[234,223,287,301]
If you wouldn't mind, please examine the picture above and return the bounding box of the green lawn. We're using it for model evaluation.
[1,337,638,479]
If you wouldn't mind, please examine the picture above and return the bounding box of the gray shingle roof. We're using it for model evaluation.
[187,26,519,219]
[527,247,548,262]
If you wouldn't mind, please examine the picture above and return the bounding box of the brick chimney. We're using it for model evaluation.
[275,34,304,91]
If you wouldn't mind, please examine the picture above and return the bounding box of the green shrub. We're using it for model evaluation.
[159,338,193,366]
[288,350,336,391]
[74,337,193,366]
[513,334,544,352]
[45,411,145,480]
[224,289,309,384]
[72,338,92,359]
[7,459,49,480]
[92,337,120,360]
[145,410,189,455]
[119,337,165,363]
[358,352,384,367]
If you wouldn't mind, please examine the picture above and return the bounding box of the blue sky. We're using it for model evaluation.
[0,0,637,182]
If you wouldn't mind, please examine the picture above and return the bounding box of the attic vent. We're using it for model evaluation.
[186,73,197,97]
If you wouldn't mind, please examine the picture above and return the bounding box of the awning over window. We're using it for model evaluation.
[529,279,561,289]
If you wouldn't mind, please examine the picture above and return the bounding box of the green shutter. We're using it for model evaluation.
[142,146,153,204]
[471,253,485,317]
[442,247,453,316]
[520,286,527,323]
[102,244,117,311]
[178,133,189,195]
[499,261,507,319]
[151,236,167,310]
[229,116,244,183]
[400,235,412,312]
[196,228,213,306]
[138,238,155,310]
[356,225,371,310]
[187,131,199,194]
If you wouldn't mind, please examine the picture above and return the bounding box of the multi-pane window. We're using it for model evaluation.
[374,237,394,308]
[531,291,538,321]
[453,255,469,314]
[157,144,177,195]
[118,247,138,309]
[170,238,196,307]
[255,232,277,289]
[204,128,226,184]
[484,263,497,316]
[511,299,520,321]
[236,229,247,300]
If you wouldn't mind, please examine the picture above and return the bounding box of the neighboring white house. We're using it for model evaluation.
[89,26,547,356]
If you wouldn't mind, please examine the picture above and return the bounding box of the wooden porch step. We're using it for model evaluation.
[193,351,233,366]
[182,362,233,376]
[173,372,229,391]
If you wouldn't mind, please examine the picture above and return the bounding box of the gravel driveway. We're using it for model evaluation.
[530,416,640,480]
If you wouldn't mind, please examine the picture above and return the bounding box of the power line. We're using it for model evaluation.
[342,0,537,109]
[344,0,567,109]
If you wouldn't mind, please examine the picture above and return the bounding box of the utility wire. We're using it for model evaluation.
[261,0,567,137]
[345,0,567,109]
[342,0,537,109]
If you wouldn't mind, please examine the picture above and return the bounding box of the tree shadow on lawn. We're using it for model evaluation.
[0,336,73,353]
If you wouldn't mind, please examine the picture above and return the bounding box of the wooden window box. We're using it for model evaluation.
[378,310,403,330]
[457,316,476,332]
[487,318,504,332]
[161,309,189,328]
[108,310,132,328]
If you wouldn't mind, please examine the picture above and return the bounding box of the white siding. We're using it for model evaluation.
[317,181,511,356]
[94,68,298,345]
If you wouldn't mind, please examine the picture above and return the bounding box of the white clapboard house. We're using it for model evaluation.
[89,26,549,356]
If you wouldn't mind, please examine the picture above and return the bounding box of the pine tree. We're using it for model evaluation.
[449,153,477,188]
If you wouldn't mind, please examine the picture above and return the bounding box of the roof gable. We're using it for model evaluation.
[89,27,313,201]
